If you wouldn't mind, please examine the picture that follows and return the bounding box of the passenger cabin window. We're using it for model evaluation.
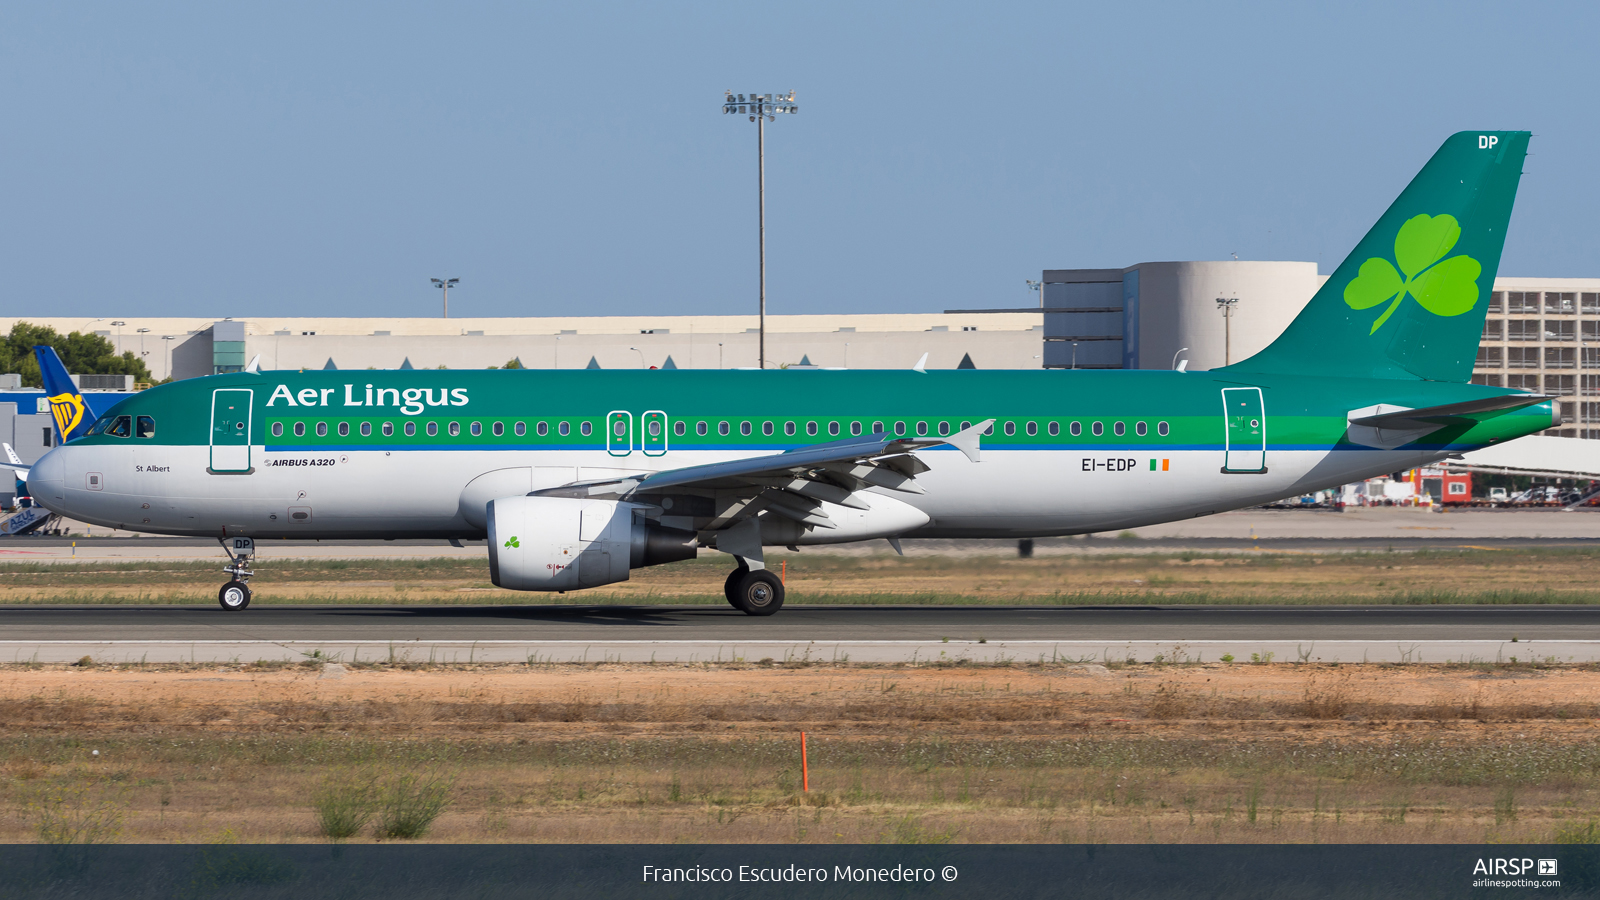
[515,422,526,436]
[492,422,504,437]
[404,422,416,436]
[293,422,306,438]
[448,422,461,436]
[427,422,439,436]
[1157,421,1169,436]
[871,421,885,434]
[807,422,819,436]
[1025,422,1037,436]
[470,422,482,436]
[316,422,328,437]
[271,422,284,437]
[784,422,796,436]
[559,422,570,436]
[1002,422,1015,436]
[673,421,685,437]
[1092,422,1104,436]
[938,422,950,436]
[738,421,751,436]
[850,421,862,436]
[697,421,709,436]
[1047,422,1059,436]
[338,422,350,437]
[1113,422,1126,436]
[382,422,394,437]
[916,422,928,436]
[762,422,774,436]
[361,423,372,437]
[1135,421,1148,436]
[580,422,592,436]
[894,421,907,436]
[136,416,155,438]
[829,421,840,436]
[1070,422,1081,436]
[532,422,544,437]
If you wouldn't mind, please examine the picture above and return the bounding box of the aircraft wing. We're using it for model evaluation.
[531,419,993,531]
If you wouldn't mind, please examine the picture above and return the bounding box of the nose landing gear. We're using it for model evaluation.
[218,536,255,611]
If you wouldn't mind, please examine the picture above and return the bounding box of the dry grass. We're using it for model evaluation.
[2,546,1600,605]
[2,662,1600,843]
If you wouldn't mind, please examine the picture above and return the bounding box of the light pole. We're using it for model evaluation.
[137,327,151,364]
[1071,342,1079,370]
[111,321,126,354]
[723,90,799,369]
[431,278,459,318]
[1026,280,1044,308]
[1171,347,1190,370]
[162,336,175,381]
[629,346,647,369]
[1216,297,1239,365]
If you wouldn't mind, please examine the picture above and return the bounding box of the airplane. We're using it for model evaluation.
[26,131,1554,615]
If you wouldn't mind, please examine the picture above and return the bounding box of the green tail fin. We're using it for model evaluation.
[1226,131,1529,382]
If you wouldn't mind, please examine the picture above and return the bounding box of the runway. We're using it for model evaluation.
[6,604,1599,664]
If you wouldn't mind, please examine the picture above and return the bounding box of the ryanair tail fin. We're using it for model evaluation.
[1225,131,1529,382]
[34,346,98,443]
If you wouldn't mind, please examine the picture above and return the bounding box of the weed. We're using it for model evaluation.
[374,771,455,840]
[312,773,375,841]
[27,780,129,844]
[882,815,956,844]
[1494,785,1518,826]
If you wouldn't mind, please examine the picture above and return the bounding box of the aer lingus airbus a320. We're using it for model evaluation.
[25,131,1553,615]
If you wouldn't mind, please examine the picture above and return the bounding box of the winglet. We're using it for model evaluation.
[0,443,28,481]
[912,352,928,374]
[945,418,992,463]
[245,355,261,373]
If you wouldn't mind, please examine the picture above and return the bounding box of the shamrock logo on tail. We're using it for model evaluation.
[1343,213,1482,334]
[504,536,520,548]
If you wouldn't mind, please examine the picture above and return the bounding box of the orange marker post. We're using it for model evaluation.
[801,731,809,793]
[781,559,786,584]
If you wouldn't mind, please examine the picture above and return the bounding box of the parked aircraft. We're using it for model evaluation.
[27,132,1553,615]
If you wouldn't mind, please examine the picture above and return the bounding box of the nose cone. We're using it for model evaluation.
[28,447,67,510]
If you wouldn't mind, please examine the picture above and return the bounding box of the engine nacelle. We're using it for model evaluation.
[486,496,697,591]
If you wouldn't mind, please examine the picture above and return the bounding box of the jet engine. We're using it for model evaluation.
[486,496,697,591]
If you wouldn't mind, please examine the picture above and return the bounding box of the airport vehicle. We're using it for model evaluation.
[27,132,1555,614]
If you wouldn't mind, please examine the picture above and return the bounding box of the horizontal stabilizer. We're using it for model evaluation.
[1348,394,1546,430]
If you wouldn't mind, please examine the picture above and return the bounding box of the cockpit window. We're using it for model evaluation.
[135,416,155,438]
[105,416,132,438]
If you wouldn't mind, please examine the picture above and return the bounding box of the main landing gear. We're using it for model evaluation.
[723,565,784,616]
[218,536,256,611]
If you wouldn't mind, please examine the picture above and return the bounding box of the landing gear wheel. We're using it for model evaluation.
[724,567,749,610]
[730,569,784,617]
[218,580,251,611]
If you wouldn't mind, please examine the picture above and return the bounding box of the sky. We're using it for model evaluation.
[2,1,1596,319]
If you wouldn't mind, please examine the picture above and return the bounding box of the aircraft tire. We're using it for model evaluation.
[730,569,784,617]
[723,567,747,610]
[218,580,251,611]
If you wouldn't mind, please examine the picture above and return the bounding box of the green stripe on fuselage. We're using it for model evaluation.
[71,368,1554,455]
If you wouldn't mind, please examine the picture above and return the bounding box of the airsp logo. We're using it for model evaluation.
[1478,135,1499,150]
